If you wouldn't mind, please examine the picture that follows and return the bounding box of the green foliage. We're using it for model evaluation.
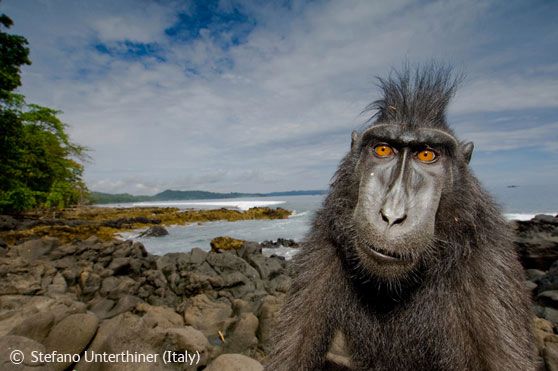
[0,14,30,101]
[45,180,78,209]
[0,186,36,212]
[0,13,88,213]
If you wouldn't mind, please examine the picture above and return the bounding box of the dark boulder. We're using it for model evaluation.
[102,216,161,229]
[538,291,558,309]
[204,354,263,371]
[260,238,299,248]
[0,335,49,369]
[11,237,59,262]
[139,225,168,238]
[44,313,99,370]
[513,215,558,270]
[0,215,17,231]
[9,311,55,343]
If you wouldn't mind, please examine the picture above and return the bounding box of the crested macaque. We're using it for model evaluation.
[267,65,535,371]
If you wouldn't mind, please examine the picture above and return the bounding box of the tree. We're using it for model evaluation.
[0,12,88,212]
[0,13,30,99]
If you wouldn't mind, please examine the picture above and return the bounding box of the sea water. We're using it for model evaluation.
[116,185,558,257]
[117,195,322,257]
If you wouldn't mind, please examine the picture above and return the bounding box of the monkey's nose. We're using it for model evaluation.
[380,209,407,227]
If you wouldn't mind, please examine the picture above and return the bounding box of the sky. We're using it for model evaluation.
[2,0,558,195]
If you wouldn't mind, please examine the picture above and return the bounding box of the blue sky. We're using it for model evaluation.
[2,0,558,195]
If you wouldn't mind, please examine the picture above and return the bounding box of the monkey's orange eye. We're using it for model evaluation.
[373,144,394,158]
[416,149,437,163]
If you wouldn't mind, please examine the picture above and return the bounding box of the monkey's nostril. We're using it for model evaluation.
[380,210,389,224]
[393,214,407,225]
[380,209,407,226]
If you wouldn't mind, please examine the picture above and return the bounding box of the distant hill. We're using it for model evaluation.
[153,190,250,201]
[89,189,326,204]
[88,192,151,204]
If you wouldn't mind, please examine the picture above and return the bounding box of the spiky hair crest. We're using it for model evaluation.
[367,63,462,129]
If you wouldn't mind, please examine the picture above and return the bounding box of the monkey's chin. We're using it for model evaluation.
[368,245,410,264]
[355,243,420,280]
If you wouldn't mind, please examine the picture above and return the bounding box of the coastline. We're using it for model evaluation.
[0,206,291,246]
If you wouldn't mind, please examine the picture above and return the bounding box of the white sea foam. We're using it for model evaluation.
[262,246,300,260]
[130,200,286,211]
[289,210,309,218]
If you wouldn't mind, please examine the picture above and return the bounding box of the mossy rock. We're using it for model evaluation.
[210,236,246,252]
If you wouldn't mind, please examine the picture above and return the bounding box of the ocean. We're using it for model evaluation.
[115,184,558,257]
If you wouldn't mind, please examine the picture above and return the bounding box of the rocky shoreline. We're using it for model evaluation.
[0,211,556,370]
[0,206,291,245]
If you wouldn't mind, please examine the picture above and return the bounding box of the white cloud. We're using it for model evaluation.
[91,8,172,43]
[3,0,558,194]
[462,122,558,152]
[451,76,558,114]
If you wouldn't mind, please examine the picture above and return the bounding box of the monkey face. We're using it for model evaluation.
[350,124,473,279]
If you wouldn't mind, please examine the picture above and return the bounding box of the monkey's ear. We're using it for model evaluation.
[351,131,360,150]
[461,141,474,164]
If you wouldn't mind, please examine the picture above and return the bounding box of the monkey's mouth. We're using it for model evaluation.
[367,245,410,264]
